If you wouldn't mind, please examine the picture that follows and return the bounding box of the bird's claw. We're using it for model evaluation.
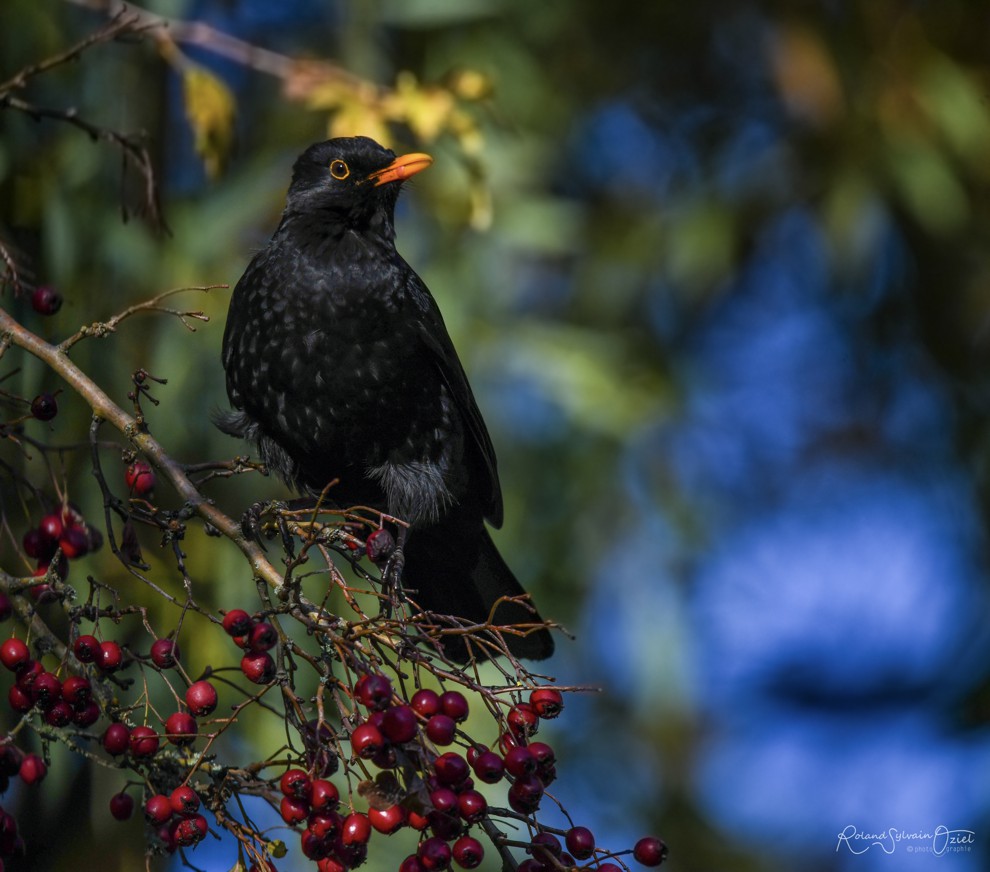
[240,499,295,558]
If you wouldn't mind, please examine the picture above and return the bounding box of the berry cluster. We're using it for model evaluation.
[254,670,668,872]
[1,637,101,726]
[3,409,668,872]
[21,505,102,591]
[222,608,279,683]
[142,786,209,850]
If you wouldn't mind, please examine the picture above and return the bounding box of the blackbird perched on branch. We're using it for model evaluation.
[219,136,554,662]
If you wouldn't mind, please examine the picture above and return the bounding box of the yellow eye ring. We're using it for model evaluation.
[329,159,350,180]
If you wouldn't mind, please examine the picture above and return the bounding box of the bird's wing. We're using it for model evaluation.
[410,277,504,528]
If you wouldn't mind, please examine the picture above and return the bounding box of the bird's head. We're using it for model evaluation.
[285,137,432,231]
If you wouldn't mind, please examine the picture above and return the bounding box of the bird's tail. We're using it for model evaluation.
[401,523,555,663]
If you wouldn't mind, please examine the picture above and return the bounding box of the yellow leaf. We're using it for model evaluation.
[182,66,237,180]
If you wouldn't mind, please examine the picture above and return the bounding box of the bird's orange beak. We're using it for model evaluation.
[369,153,433,186]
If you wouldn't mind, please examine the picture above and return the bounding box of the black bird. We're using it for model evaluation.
[219,136,554,662]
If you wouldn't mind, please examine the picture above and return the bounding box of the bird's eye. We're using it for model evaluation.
[329,160,350,180]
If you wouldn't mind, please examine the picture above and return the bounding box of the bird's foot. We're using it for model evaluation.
[240,499,294,557]
[379,526,408,619]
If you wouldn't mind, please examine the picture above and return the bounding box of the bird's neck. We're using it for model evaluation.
[280,207,396,244]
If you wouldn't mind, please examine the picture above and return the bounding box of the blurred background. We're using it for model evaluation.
[2,0,990,869]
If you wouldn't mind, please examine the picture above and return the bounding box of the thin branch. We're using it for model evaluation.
[0,10,145,94]
[59,284,226,352]
[0,303,283,590]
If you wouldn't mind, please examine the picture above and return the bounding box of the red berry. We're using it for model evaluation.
[7,685,31,713]
[317,859,346,872]
[341,811,371,846]
[471,750,504,783]
[528,741,556,769]
[125,461,156,496]
[19,753,46,785]
[103,723,131,756]
[96,640,123,672]
[185,680,218,716]
[129,725,160,757]
[72,700,101,727]
[354,673,392,710]
[248,621,278,652]
[109,791,134,821]
[73,634,101,663]
[497,731,519,756]
[145,794,173,825]
[530,832,561,861]
[507,703,539,739]
[439,691,469,722]
[503,745,537,778]
[401,855,425,872]
[309,779,339,812]
[14,658,42,690]
[280,795,309,825]
[164,711,197,745]
[279,769,312,799]
[419,836,452,871]
[222,609,253,637]
[452,836,484,869]
[565,826,596,860]
[58,525,89,559]
[599,865,623,872]
[22,528,55,561]
[351,722,386,759]
[38,513,63,541]
[240,651,275,684]
[44,700,73,727]
[407,810,430,831]
[529,687,564,719]
[30,393,58,421]
[31,285,63,315]
[158,820,178,853]
[381,704,418,743]
[175,814,207,846]
[307,811,342,841]
[426,714,456,745]
[434,752,469,786]
[150,638,180,669]
[365,527,395,563]
[300,828,330,860]
[507,774,544,814]
[0,639,29,672]
[30,671,62,709]
[457,789,486,823]
[61,675,92,705]
[411,688,441,717]
[430,787,458,815]
[369,803,407,834]
[633,836,668,867]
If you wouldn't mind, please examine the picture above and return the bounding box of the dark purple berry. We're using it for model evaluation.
[150,638,180,669]
[381,704,418,743]
[30,393,58,421]
[633,836,669,867]
[365,527,395,563]
[31,286,62,316]
[566,826,596,860]
[452,836,484,869]
[440,691,469,722]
